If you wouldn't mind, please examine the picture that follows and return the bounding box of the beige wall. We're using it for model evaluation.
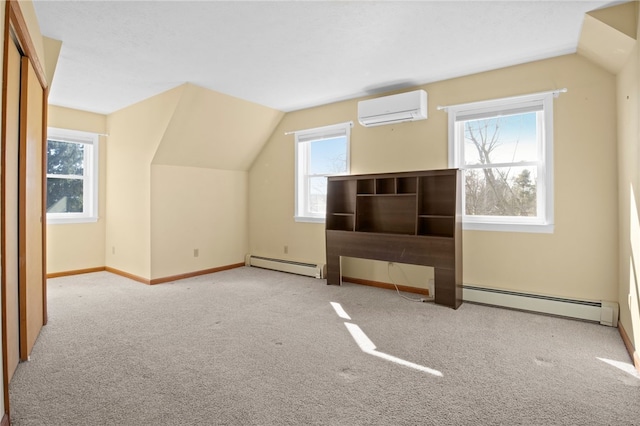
[42,36,61,87]
[46,106,107,274]
[106,83,280,281]
[152,83,283,170]
[461,53,617,300]
[617,4,640,358]
[150,165,248,279]
[249,53,619,302]
[105,85,185,279]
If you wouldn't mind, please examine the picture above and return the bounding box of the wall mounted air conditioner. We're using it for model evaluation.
[358,89,427,127]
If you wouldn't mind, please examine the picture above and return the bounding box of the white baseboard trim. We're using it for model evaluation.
[463,285,619,327]
[245,255,325,279]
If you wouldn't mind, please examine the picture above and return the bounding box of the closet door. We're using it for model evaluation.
[3,36,22,378]
[18,56,44,358]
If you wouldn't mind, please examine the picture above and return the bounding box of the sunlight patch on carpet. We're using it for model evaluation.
[344,322,443,377]
[597,357,640,380]
[330,302,352,320]
[331,302,442,377]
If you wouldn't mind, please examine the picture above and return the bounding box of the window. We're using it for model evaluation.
[46,128,99,224]
[294,122,351,222]
[447,92,556,233]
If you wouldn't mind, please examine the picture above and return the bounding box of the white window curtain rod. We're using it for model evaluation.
[284,121,353,136]
[436,88,567,112]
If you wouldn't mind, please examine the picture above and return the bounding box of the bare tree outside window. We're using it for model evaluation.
[462,113,538,217]
[448,92,554,232]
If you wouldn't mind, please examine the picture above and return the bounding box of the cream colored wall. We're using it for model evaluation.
[106,83,281,281]
[617,3,640,358]
[150,165,248,279]
[152,83,283,170]
[105,86,185,279]
[49,105,106,134]
[248,95,435,288]
[42,36,61,87]
[249,53,619,302]
[46,106,107,274]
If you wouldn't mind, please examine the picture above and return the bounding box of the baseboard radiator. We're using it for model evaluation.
[463,285,619,327]
[245,255,325,279]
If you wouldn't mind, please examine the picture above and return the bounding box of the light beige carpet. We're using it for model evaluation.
[9,267,640,425]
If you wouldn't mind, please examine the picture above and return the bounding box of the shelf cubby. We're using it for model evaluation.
[397,177,417,194]
[357,179,375,195]
[356,195,417,235]
[326,213,355,232]
[418,216,455,238]
[326,179,356,219]
[376,178,396,194]
[419,175,456,216]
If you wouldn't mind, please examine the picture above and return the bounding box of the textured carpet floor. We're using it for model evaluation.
[9,267,640,425]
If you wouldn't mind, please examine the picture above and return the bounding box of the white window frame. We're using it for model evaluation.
[46,127,99,225]
[294,122,351,223]
[447,92,555,233]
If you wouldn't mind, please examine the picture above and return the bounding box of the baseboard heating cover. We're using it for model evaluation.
[463,285,619,327]
[245,255,325,279]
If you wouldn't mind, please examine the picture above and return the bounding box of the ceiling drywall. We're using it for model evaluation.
[33,0,629,115]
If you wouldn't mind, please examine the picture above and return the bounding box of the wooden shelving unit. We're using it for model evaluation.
[325,169,462,309]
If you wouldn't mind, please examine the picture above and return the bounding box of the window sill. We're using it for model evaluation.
[294,216,325,224]
[463,221,553,234]
[46,216,99,225]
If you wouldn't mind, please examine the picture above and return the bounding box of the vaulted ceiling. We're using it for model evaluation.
[151,83,283,170]
[33,0,629,115]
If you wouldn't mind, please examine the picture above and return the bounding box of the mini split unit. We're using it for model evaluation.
[357,89,428,127]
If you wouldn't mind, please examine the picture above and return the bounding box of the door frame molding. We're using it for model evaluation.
[1,0,48,420]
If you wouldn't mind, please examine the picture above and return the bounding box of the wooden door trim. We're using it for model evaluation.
[7,0,47,90]
[18,55,29,360]
[0,1,12,419]
[1,0,49,419]
[41,87,48,325]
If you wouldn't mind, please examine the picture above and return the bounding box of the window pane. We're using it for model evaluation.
[308,176,327,214]
[464,166,537,217]
[463,112,537,166]
[47,140,84,176]
[47,177,84,213]
[309,136,347,175]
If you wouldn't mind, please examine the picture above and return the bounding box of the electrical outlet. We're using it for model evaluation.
[194,248,199,258]
[284,245,288,254]
[112,246,115,255]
